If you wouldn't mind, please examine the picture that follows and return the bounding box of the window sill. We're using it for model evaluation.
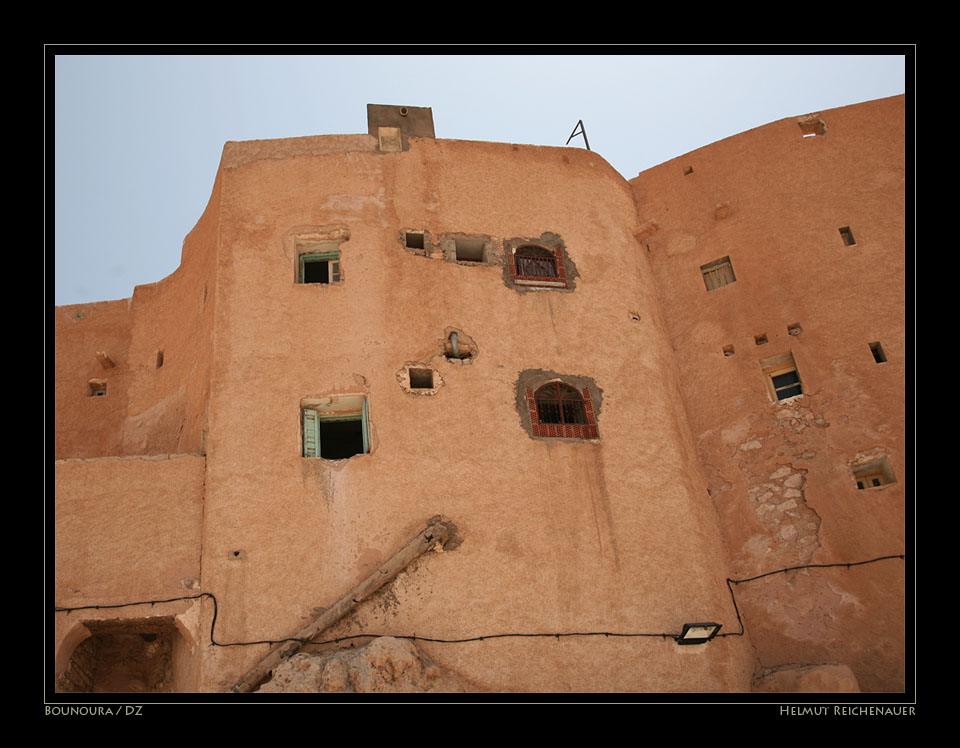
[514,278,567,288]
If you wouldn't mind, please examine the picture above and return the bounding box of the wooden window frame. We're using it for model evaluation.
[852,457,896,491]
[302,395,370,459]
[701,257,736,291]
[760,352,803,402]
[298,251,341,285]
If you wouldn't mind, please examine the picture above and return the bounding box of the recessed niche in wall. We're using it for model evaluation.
[754,333,768,346]
[454,237,485,262]
[88,379,107,397]
[405,231,425,250]
[443,329,477,364]
[408,368,434,389]
[378,126,402,152]
[723,345,735,357]
[787,323,802,336]
[683,166,694,176]
[869,341,887,363]
[798,117,826,137]
[156,350,165,368]
[398,365,443,395]
[839,226,856,246]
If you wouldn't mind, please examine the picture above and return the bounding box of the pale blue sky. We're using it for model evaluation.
[52,52,908,306]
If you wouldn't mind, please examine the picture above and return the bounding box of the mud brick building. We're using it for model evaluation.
[53,96,907,694]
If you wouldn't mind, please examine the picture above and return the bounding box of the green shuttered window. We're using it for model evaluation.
[302,396,369,459]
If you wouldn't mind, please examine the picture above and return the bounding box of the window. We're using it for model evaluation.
[299,251,341,284]
[302,395,369,459]
[511,246,567,288]
[526,382,598,439]
[88,380,107,397]
[760,352,803,402]
[701,257,736,291]
[853,456,896,490]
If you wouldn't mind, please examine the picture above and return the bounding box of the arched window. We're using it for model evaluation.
[512,246,567,288]
[535,382,586,425]
[525,381,598,438]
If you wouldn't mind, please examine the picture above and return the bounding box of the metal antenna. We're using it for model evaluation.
[566,120,590,151]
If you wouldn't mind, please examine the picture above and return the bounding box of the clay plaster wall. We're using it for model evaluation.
[52,98,905,694]
[54,454,206,690]
[631,95,906,691]
[54,172,222,459]
[196,136,754,692]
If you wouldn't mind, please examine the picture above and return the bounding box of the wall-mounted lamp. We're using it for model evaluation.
[676,622,722,645]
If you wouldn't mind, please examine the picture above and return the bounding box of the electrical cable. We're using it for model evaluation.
[54,553,905,649]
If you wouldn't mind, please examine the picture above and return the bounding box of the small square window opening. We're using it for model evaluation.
[839,226,856,246]
[88,380,107,397]
[701,257,736,291]
[408,368,434,389]
[405,232,425,250]
[299,252,341,285]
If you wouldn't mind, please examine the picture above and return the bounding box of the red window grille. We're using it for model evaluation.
[526,382,598,439]
[511,246,567,287]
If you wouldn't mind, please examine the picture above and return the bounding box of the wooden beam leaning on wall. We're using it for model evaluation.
[230,515,457,694]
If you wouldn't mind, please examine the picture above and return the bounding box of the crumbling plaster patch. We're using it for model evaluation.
[700,395,830,571]
[396,364,443,395]
[257,636,479,693]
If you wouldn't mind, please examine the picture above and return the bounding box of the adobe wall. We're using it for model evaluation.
[53,455,206,691]
[52,98,905,694]
[196,136,755,692]
[54,172,222,459]
[55,299,134,459]
[631,95,906,691]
